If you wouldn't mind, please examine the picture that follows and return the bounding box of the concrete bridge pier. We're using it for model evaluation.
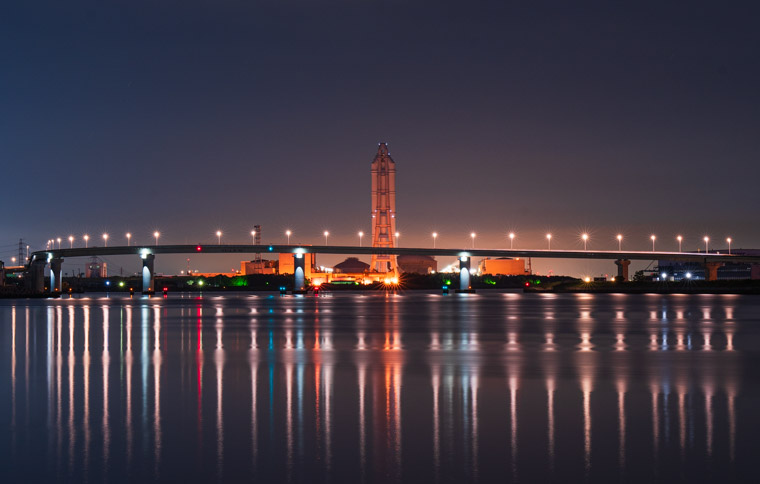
[141,253,155,294]
[293,253,307,294]
[29,260,46,293]
[704,261,723,282]
[457,256,475,293]
[50,257,63,293]
[614,259,631,281]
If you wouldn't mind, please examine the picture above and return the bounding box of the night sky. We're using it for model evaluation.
[2,1,759,276]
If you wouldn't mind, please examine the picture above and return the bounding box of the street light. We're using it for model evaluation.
[546,233,552,250]
[509,232,515,250]
[11,257,16,265]
[56,237,61,249]
[126,232,131,246]
[358,231,364,247]
[616,234,623,251]
[676,235,683,252]
[83,234,89,248]
[703,236,709,253]
[650,235,656,252]
[432,232,438,248]
[727,237,732,255]
[395,232,400,247]
[581,233,589,251]
[102,233,109,247]
[154,231,160,245]
[251,230,256,245]
[286,230,292,244]
[324,231,329,245]
[216,230,222,245]
[470,232,476,249]
[68,235,74,248]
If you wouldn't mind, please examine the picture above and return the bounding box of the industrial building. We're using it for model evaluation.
[477,257,528,276]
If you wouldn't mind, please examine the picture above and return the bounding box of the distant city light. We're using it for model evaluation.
[686,272,692,279]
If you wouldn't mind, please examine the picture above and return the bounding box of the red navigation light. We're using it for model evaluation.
[163,287,168,291]
[196,245,202,252]
[525,282,530,287]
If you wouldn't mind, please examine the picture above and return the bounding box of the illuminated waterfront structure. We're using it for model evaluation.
[370,143,398,273]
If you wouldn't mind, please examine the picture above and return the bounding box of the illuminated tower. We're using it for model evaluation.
[370,142,398,273]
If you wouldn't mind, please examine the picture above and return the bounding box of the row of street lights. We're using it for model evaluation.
[44,230,735,255]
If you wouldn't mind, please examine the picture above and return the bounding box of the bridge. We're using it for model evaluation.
[19,244,760,295]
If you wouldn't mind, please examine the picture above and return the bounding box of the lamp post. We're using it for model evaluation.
[68,235,74,248]
[154,231,160,245]
[509,232,515,250]
[56,237,61,249]
[216,230,222,245]
[286,230,292,245]
[358,231,364,247]
[103,233,109,247]
[324,231,329,245]
[432,232,438,248]
[727,237,732,255]
[546,233,552,250]
[470,232,476,249]
[581,233,589,251]
[126,232,131,246]
[676,235,682,252]
[84,234,89,248]
[395,232,400,247]
[251,231,256,245]
[650,235,656,252]
[616,234,622,251]
[703,236,709,253]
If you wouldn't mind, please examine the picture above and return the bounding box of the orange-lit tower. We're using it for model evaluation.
[370,143,398,273]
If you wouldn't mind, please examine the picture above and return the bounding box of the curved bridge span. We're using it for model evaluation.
[25,244,760,294]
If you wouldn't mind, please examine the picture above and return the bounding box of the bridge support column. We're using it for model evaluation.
[50,257,63,293]
[704,262,722,282]
[457,256,474,293]
[29,260,46,293]
[141,253,155,294]
[614,259,631,281]
[293,253,306,294]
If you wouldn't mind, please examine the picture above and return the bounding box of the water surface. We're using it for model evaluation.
[1,291,758,482]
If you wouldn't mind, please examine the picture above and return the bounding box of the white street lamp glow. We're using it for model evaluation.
[432,232,438,248]
[102,233,109,247]
[676,235,683,252]
[251,230,256,244]
[126,232,131,246]
[616,234,623,251]
[154,231,160,245]
[68,235,74,248]
[395,232,400,247]
[83,234,89,248]
[56,237,61,249]
[727,237,732,255]
[470,232,476,249]
[358,231,364,247]
[508,232,515,250]
[286,230,292,244]
[216,230,222,244]
[324,231,329,245]
[546,233,552,250]
[581,233,589,251]
[650,235,656,252]
[703,236,709,253]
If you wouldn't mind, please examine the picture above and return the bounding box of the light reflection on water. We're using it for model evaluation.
[0,291,756,483]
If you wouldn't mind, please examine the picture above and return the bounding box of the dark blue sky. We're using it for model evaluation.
[2,1,759,275]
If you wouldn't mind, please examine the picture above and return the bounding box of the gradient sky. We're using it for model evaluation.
[2,1,759,276]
